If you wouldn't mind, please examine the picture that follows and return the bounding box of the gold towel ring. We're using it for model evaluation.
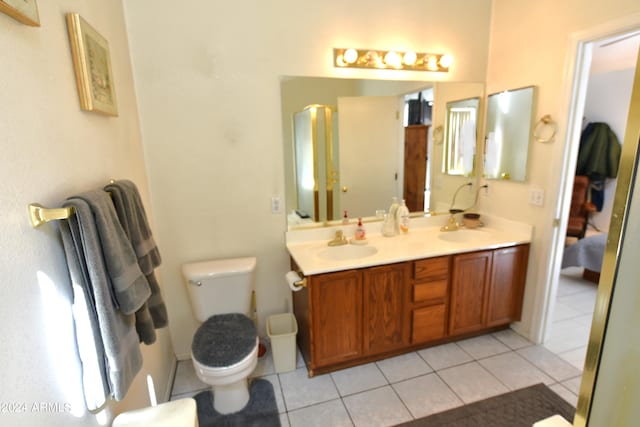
[534,114,557,143]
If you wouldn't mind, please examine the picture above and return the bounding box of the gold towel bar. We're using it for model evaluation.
[28,179,117,228]
[28,203,74,228]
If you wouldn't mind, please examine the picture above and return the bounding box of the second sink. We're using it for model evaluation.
[316,244,378,261]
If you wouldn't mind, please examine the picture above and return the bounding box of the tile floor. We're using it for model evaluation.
[170,267,597,427]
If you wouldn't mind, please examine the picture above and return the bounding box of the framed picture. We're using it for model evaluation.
[0,0,40,26]
[66,13,118,116]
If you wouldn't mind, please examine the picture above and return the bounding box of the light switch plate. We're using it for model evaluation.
[271,196,282,214]
[529,188,544,206]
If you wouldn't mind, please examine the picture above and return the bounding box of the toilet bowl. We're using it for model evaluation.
[182,257,258,415]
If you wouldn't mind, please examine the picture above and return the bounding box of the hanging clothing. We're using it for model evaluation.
[576,122,621,211]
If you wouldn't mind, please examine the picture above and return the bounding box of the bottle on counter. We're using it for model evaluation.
[388,197,399,235]
[342,210,349,225]
[398,199,410,233]
[354,218,367,243]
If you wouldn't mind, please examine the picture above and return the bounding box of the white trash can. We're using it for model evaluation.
[267,313,298,373]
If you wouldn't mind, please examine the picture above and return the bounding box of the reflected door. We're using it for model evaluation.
[337,96,403,218]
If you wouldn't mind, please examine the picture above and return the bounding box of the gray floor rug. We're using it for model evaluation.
[396,383,575,427]
[194,379,280,427]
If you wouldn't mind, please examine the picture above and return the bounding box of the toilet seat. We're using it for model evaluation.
[191,313,257,368]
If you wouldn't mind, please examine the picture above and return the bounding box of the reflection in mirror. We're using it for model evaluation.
[443,97,479,176]
[281,77,485,229]
[484,86,536,181]
[293,105,339,222]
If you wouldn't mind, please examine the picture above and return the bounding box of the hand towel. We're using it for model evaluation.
[60,194,145,401]
[105,180,168,343]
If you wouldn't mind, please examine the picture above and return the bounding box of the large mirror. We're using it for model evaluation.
[484,86,536,181]
[281,76,484,228]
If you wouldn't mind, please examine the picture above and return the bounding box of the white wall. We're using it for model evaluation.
[483,0,640,340]
[0,1,174,425]
[123,0,493,358]
[583,67,635,231]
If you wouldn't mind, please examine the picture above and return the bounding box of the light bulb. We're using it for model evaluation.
[403,51,417,66]
[384,51,401,68]
[344,48,358,64]
[426,56,439,71]
[439,54,453,68]
[335,54,347,67]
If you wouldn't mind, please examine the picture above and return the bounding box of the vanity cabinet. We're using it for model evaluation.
[293,243,530,376]
[309,269,363,367]
[363,263,411,356]
[410,256,450,343]
[486,245,530,326]
[449,250,493,336]
[449,245,530,336]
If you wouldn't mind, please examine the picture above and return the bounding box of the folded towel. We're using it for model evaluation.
[105,180,168,343]
[105,180,161,273]
[72,190,151,314]
[60,194,145,401]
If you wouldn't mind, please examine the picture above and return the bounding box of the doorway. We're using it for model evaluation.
[546,30,640,369]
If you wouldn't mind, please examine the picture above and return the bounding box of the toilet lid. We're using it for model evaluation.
[191,313,257,368]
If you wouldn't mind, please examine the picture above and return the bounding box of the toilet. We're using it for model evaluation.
[182,257,258,415]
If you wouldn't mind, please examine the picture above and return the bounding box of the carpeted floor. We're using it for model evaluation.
[397,383,575,427]
[194,378,280,427]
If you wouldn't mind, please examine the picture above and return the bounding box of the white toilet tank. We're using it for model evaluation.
[181,257,256,322]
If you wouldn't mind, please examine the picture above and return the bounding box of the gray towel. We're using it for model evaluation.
[71,190,151,314]
[60,194,145,401]
[105,180,168,344]
[105,180,161,273]
[60,220,109,410]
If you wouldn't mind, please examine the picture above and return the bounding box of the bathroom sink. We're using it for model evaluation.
[438,229,490,243]
[316,244,378,261]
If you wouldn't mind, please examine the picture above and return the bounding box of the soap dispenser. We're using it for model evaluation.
[342,210,349,225]
[353,218,367,244]
[398,199,410,233]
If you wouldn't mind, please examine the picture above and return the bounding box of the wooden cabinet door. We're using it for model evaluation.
[486,244,530,327]
[449,250,493,336]
[363,263,410,356]
[403,125,429,212]
[310,270,363,367]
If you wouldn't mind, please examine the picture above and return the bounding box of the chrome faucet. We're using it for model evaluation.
[328,229,348,246]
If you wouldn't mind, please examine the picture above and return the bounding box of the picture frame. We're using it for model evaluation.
[66,13,118,116]
[0,0,40,26]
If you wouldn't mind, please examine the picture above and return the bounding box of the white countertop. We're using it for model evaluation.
[286,214,533,276]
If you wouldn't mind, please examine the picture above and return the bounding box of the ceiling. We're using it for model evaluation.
[590,31,640,74]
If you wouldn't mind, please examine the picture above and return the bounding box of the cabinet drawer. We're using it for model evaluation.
[414,256,449,281]
[413,280,448,303]
[412,304,446,343]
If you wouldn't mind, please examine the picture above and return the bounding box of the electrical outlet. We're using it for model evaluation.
[271,196,282,214]
[529,188,544,206]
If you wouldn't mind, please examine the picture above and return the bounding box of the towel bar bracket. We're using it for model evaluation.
[28,203,74,228]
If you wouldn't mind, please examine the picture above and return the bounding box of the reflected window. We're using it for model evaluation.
[443,98,479,176]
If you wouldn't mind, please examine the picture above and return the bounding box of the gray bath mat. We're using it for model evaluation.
[194,378,280,427]
[396,383,575,427]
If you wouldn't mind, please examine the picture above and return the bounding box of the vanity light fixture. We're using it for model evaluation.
[334,48,452,72]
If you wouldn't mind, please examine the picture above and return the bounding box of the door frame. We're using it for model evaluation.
[536,13,640,427]
[535,15,640,344]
